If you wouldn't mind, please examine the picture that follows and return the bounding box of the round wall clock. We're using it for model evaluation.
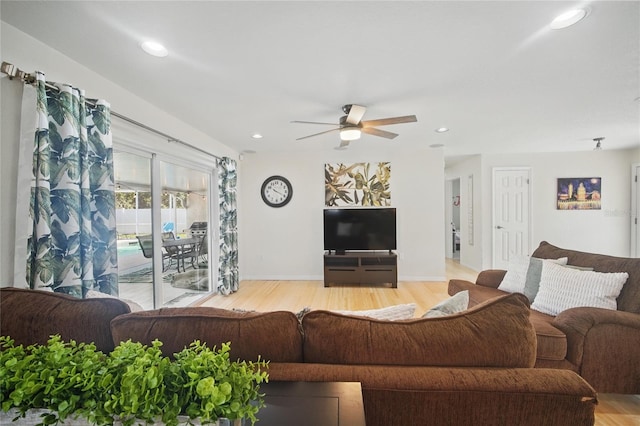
[260,175,293,207]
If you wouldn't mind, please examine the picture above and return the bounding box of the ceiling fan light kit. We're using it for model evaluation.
[550,8,588,30]
[340,128,362,141]
[292,104,417,149]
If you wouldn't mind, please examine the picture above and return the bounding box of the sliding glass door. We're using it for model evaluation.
[114,150,155,309]
[158,160,211,306]
[114,149,213,309]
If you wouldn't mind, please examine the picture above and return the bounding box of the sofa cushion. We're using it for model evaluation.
[529,309,567,361]
[531,261,628,316]
[0,287,130,353]
[532,241,640,314]
[332,303,416,320]
[110,307,304,362]
[422,290,469,318]
[302,293,536,368]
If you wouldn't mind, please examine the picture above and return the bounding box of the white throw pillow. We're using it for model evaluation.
[333,303,416,321]
[522,257,568,302]
[531,261,628,316]
[422,291,469,318]
[497,254,531,294]
[85,289,145,312]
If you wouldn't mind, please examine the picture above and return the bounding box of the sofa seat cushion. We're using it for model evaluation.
[529,309,567,361]
[302,293,536,368]
[0,287,130,353]
[110,307,303,362]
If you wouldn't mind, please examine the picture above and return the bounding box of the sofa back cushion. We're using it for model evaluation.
[110,307,303,362]
[532,241,640,313]
[302,293,536,368]
[0,287,130,353]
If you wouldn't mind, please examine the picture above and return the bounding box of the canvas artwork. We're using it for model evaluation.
[325,162,391,207]
[557,177,601,210]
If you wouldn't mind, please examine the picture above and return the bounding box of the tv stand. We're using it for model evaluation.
[323,251,397,288]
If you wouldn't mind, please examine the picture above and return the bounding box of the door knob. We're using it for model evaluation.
[496,225,504,229]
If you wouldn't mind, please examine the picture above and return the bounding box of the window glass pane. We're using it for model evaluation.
[160,160,211,307]
[114,151,155,310]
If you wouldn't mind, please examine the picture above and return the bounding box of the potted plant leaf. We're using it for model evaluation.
[0,336,268,426]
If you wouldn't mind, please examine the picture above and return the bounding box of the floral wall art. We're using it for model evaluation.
[325,162,391,207]
[557,177,601,210]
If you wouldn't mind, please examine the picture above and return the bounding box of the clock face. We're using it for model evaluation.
[261,176,293,207]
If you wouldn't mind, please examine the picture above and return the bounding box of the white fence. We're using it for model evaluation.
[116,209,188,236]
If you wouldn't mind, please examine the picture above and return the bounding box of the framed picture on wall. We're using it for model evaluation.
[557,177,601,210]
[324,162,391,207]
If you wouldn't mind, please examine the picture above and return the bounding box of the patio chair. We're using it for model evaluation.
[136,234,173,272]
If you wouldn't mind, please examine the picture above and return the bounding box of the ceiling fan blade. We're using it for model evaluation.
[345,104,366,125]
[362,127,399,139]
[361,115,417,127]
[291,120,340,126]
[296,128,341,141]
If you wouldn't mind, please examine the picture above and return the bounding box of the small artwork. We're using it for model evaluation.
[557,177,601,210]
[325,162,391,207]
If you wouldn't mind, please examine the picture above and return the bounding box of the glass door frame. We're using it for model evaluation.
[113,140,217,309]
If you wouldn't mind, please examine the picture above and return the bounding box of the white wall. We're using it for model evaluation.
[477,149,637,269]
[0,23,236,284]
[239,148,446,281]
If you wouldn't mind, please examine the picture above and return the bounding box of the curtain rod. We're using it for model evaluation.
[1,61,221,161]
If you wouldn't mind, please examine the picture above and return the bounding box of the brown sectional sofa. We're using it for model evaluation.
[448,241,640,394]
[1,287,597,425]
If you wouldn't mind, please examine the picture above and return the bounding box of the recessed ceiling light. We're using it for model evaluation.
[550,9,587,30]
[251,133,263,139]
[435,127,449,133]
[140,41,168,57]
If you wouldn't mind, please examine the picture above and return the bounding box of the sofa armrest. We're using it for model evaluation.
[553,307,640,393]
[475,269,507,288]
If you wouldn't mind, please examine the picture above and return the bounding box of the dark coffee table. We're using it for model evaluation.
[256,381,366,426]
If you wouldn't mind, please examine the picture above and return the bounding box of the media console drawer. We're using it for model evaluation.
[323,252,397,288]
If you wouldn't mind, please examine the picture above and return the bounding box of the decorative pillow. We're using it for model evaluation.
[86,289,144,312]
[523,257,568,302]
[497,254,531,293]
[295,306,312,322]
[422,291,469,318]
[332,303,416,321]
[531,261,629,316]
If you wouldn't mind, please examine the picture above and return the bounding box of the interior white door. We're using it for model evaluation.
[492,168,531,269]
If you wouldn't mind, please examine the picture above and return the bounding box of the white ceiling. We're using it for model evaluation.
[2,1,639,160]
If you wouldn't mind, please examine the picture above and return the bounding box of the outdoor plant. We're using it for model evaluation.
[0,336,269,426]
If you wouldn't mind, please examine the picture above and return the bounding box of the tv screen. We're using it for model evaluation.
[323,208,397,251]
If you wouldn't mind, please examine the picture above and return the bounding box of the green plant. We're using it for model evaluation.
[0,336,269,426]
[0,335,106,425]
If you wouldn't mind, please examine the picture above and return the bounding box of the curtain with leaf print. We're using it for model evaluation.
[21,72,118,297]
[216,157,239,295]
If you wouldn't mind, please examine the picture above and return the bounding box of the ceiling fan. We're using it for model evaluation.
[292,104,417,149]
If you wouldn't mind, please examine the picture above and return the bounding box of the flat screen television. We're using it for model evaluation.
[323,208,397,253]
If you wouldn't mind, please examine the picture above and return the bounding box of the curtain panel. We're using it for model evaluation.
[18,72,118,297]
[216,157,239,295]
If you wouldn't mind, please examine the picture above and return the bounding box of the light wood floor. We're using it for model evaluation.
[197,259,639,425]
